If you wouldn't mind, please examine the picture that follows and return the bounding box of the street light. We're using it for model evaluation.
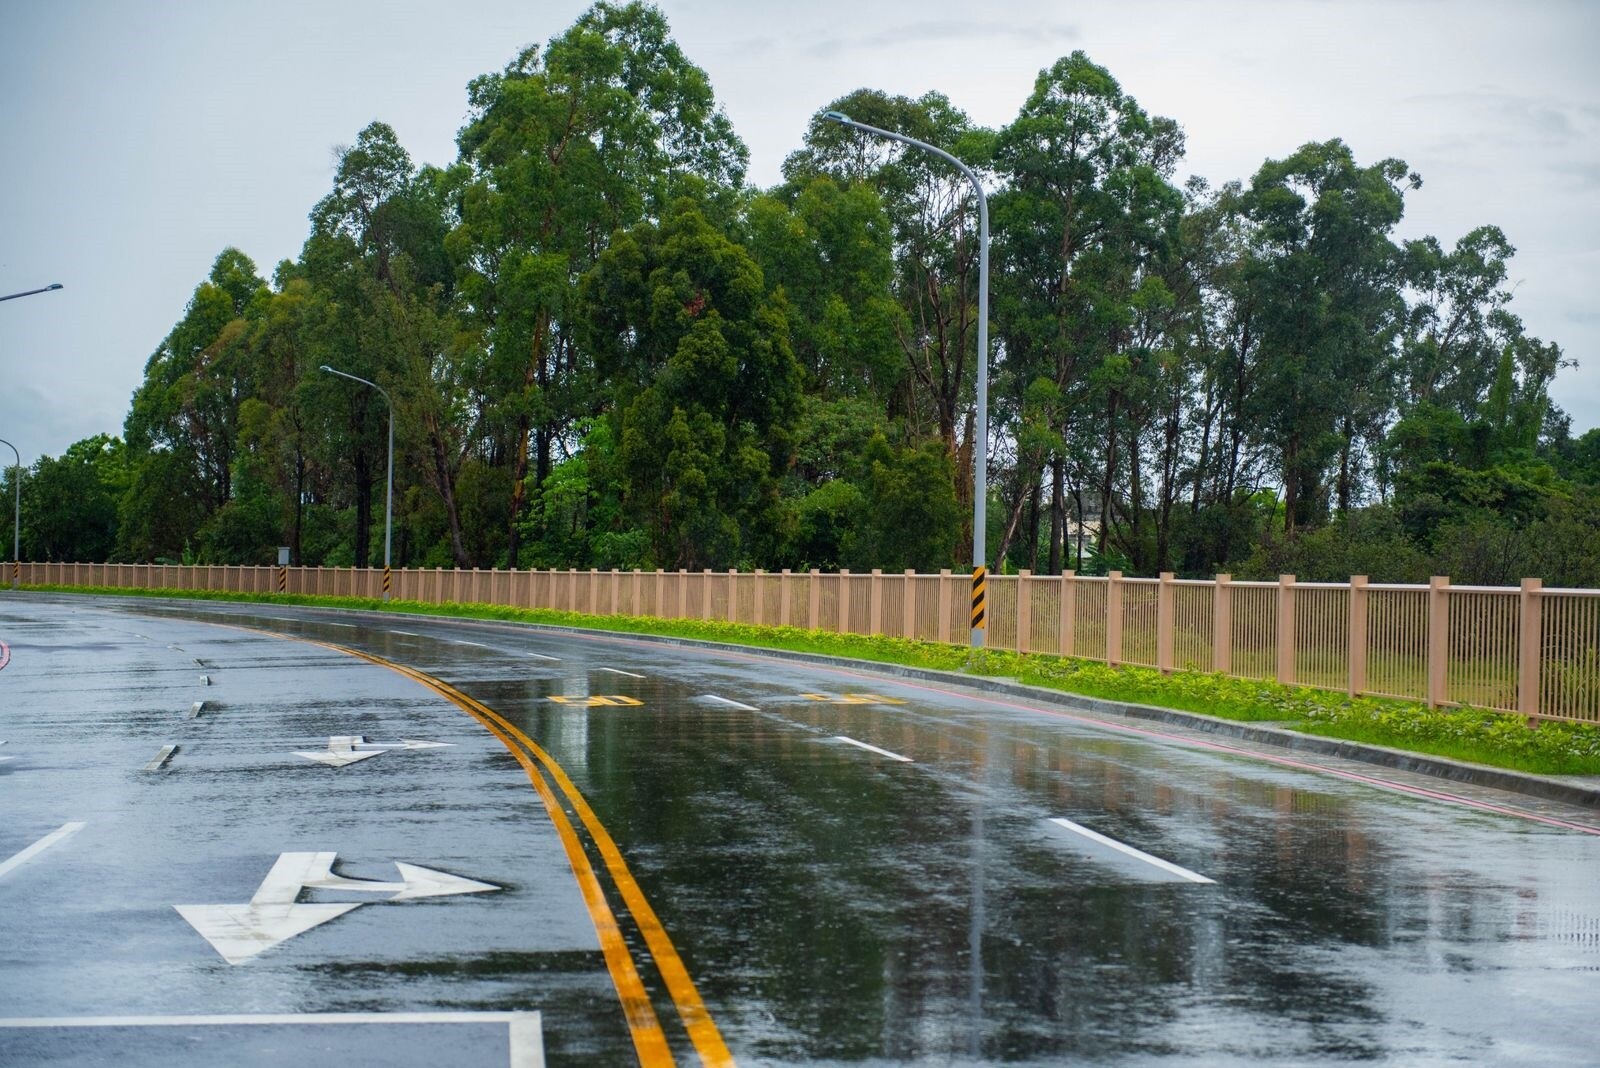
[320,365,394,602]
[820,110,991,648]
[0,437,20,590]
[0,282,64,303]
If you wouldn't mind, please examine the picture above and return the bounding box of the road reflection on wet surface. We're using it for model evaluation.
[4,595,1598,1066]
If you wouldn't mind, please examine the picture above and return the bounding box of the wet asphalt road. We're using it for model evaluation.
[2,593,1598,1066]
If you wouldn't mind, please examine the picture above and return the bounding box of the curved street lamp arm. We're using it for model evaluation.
[0,283,64,303]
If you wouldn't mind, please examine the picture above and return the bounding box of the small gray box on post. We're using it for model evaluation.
[277,547,290,567]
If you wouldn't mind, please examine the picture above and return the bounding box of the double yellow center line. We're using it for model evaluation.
[310,638,735,1067]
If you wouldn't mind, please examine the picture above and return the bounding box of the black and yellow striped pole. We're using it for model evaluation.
[277,566,287,593]
[383,565,392,599]
[971,565,988,642]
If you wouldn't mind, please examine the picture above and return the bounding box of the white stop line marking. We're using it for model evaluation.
[0,1012,543,1068]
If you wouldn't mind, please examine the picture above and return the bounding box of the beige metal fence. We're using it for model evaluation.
[11,562,1599,724]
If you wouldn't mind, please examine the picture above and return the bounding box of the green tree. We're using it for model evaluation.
[578,199,800,567]
[1240,140,1414,530]
[450,1,748,566]
[13,436,126,562]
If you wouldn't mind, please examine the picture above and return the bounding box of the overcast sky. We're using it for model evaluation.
[2,0,1596,466]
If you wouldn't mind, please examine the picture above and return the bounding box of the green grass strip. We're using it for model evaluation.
[12,583,1600,777]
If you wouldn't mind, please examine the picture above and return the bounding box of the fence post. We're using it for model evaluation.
[1277,574,1297,685]
[726,568,737,623]
[938,569,952,643]
[903,569,917,639]
[1107,570,1124,666]
[780,569,792,626]
[1213,574,1232,673]
[1157,571,1175,674]
[868,569,883,634]
[1348,575,1369,697]
[1518,577,1543,718]
[808,569,821,629]
[699,569,711,619]
[1016,570,1032,653]
[838,569,851,633]
[753,569,765,626]
[1060,571,1076,657]
[1427,575,1450,707]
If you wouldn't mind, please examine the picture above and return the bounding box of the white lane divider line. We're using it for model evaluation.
[597,667,645,678]
[0,822,87,880]
[0,1012,545,1068]
[525,652,561,662]
[322,622,355,628]
[701,694,759,711]
[144,745,178,772]
[390,630,420,637]
[830,736,913,762]
[453,640,490,649]
[1048,817,1215,884]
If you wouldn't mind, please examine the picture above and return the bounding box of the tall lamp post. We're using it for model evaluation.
[320,366,394,602]
[821,110,990,648]
[1,284,61,586]
[0,282,63,303]
[0,437,20,590]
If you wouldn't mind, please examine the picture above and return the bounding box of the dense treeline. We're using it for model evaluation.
[7,2,1598,586]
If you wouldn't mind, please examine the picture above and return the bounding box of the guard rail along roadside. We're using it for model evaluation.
[9,562,1599,724]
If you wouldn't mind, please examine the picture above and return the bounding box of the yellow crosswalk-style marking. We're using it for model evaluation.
[546,695,644,707]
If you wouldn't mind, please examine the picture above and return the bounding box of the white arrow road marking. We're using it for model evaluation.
[175,901,360,965]
[177,851,501,964]
[0,822,86,880]
[830,736,913,762]
[300,852,500,901]
[295,748,385,768]
[700,694,759,711]
[1048,817,1215,884]
[294,735,454,767]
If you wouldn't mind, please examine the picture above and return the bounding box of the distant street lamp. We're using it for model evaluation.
[320,365,394,602]
[0,437,20,590]
[0,282,64,303]
[820,110,991,648]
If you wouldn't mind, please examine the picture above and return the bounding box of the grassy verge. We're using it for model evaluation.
[12,583,1600,778]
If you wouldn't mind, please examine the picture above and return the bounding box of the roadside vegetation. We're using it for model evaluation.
[18,584,1600,778]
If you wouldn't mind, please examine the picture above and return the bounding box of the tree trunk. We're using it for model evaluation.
[1048,457,1064,574]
